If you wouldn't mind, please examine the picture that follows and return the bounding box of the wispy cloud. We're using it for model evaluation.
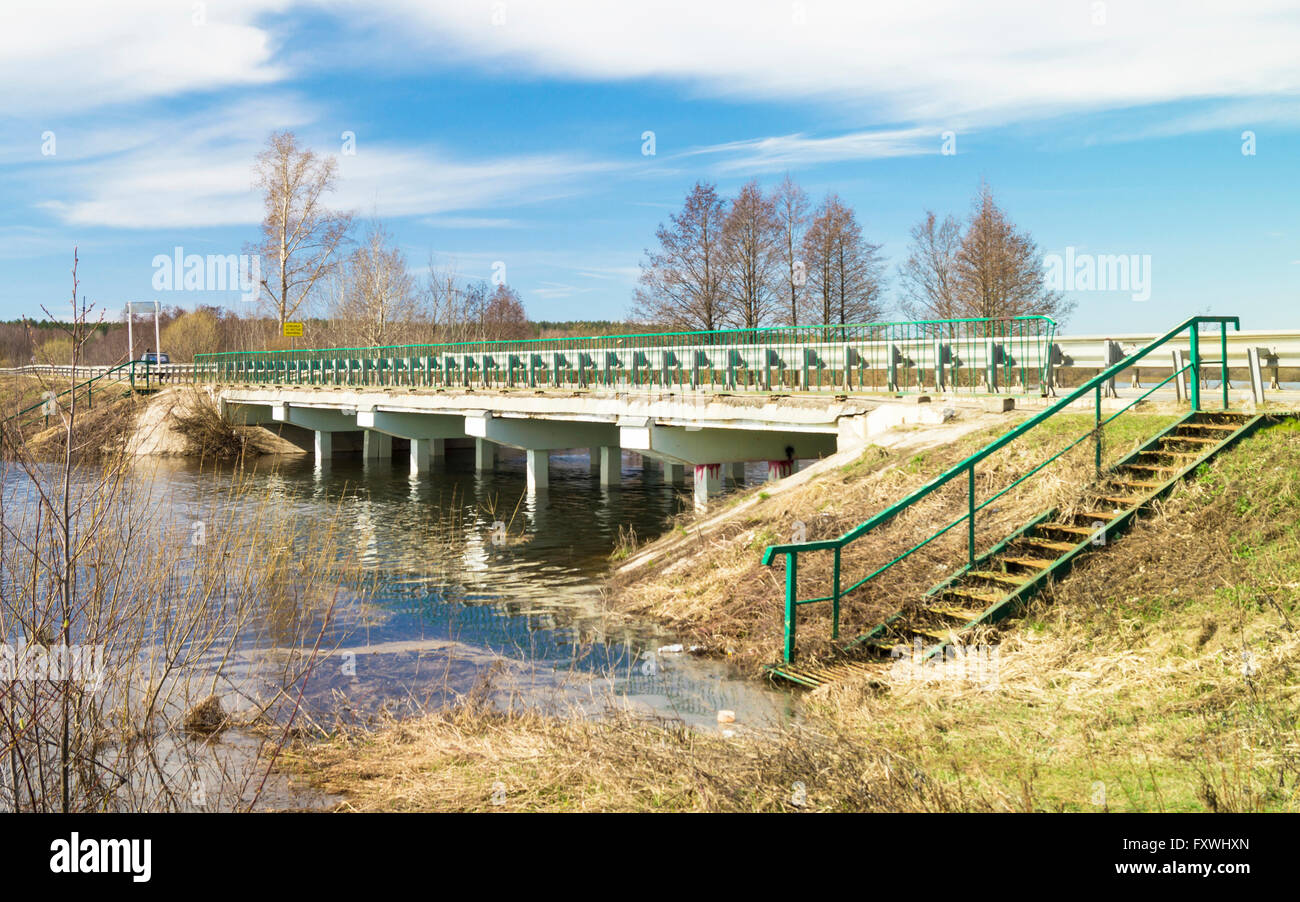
[682,127,936,174]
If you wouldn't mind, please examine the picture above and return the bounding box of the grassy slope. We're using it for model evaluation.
[286,410,1300,812]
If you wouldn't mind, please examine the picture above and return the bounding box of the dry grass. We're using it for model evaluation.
[609,410,1176,668]
[282,687,1005,812]
[285,415,1300,813]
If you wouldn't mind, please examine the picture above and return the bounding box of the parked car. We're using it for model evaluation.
[139,352,170,365]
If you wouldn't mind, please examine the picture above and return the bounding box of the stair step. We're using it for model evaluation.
[1039,523,1097,537]
[1109,479,1165,490]
[1185,423,1239,431]
[1163,435,1219,444]
[1094,494,1144,506]
[966,569,1031,586]
[941,587,1005,605]
[909,627,957,642]
[1019,537,1079,553]
[1000,555,1056,569]
[929,605,985,622]
[1076,510,1121,521]
[1122,463,1178,473]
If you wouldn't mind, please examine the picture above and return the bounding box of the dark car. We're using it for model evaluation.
[139,352,170,365]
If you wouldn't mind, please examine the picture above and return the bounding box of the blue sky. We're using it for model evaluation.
[2,0,1298,333]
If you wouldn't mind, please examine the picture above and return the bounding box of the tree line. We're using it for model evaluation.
[633,178,1073,332]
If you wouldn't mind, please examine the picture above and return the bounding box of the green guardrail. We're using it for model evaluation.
[2,359,164,433]
[193,316,1057,395]
[761,315,1239,663]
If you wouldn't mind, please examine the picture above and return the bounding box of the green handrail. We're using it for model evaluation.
[761,315,1239,662]
[2,360,145,431]
[193,315,1058,396]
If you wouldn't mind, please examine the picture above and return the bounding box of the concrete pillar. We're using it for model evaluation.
[664,462,685,484]
[728,461,745,483]
[589,447,601,474]
[364,430,392,459]
[410,438,431,476]
[314,431,333,465]
[431,438,446,461]
[767,459,795,481]
[475,438,496,471]
[526,449,549,493]
[599,446,621,486]
[693,463,723,512]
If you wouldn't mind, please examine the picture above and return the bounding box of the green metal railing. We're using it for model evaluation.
[192,316,1057,395]
[761,315,1239,663]
[1,359,161,433]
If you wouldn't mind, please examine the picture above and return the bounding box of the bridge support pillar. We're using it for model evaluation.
[314,431,333,465]
[364,430,392,459]
[475,438,496,471]
[599,446,621,486]
[588,447,601,474]
[693,463,723,512]
[767,459,796,481]
[431,438,446,461]
[410,438,432,476]
[728,461,745,483]
[664,462,685,484]
[526,449,549,493]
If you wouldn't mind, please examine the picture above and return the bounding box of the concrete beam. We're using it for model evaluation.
[466,412,620,451]
[356,409,466,440]
[272,403,357,433]
[621,422,836,466]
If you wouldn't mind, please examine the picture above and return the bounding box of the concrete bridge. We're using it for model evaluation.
[215,385,964,510]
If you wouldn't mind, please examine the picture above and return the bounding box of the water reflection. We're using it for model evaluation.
[150,446,796,729]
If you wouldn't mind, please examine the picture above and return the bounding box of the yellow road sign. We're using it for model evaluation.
[283,322,304,337]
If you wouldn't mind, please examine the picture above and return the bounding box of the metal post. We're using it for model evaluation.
[831,546,841,641]
[1094,383,1102,478]
[967,466,976,568]
[1189,327,1201,410]
[784,552,798,663]
[1220,322,1229,410]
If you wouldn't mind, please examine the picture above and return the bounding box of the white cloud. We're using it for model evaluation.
[365,0,1300,128]
[1,0,289,116]
[683,127,936,174]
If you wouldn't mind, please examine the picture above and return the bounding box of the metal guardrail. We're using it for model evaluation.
[193,317,1058,395]
[1,360,184,432]
[760,315,1241,663]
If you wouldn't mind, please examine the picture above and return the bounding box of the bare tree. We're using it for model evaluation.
[770,174,810,326]
[480,283,530,340]
[801,194,887,326]
[720,180,780,330]
[330,220,419,348]
[953,183,1073,322]
[250,131,353,332]
[632,182,731,331]
[898,211,963,321]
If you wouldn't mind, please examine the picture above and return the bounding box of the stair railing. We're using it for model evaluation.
[761,315,1239,663]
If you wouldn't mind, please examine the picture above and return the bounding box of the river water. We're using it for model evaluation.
[150,446,795,731]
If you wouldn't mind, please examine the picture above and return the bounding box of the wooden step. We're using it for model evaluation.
[1000,555,1056,569]
[1109,479,1164,490]
[1122,463,1178,473]
[1039,523,1098,537]
[929,605,985,622]
[1019,537,1079,553]
[941,587,1004,605]
[1163,435,1219,444]
[1094,495,1144,507]
[1185,422,1239,431]
[966,569,1031,586]
[1076,510,1121,522]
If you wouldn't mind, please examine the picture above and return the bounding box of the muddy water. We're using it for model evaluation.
[157,447,796,730]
